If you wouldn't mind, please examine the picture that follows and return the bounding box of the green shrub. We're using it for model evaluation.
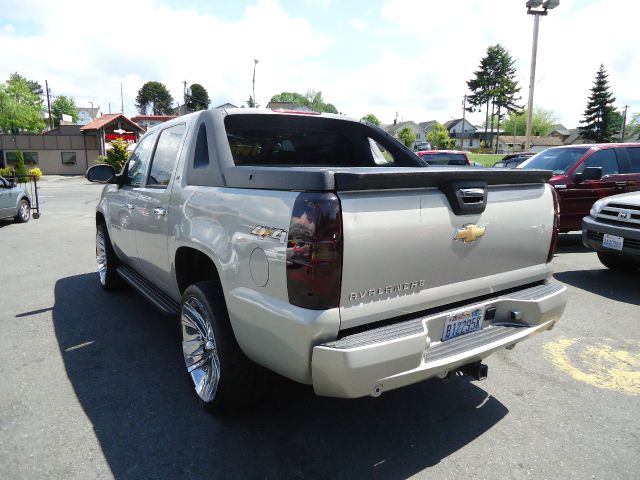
[103,139,129,171]
[0,167,14,177]
[14,151,29,184]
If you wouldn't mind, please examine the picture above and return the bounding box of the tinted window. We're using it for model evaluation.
[519,147,588,174]
[419,153,468,166]
[126,134,156,186]
[193,124,210,169]
[627,147,640,173]
[576,149,619,176]
[148,124,185,186]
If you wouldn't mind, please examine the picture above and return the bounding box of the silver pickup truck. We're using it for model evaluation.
[87,109,567,412]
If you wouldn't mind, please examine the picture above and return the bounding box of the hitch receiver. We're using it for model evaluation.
[459,362,488,381]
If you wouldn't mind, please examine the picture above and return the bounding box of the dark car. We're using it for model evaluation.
[493,152,534,168]
[0,176,31,223]
[416,150,471,166]
[518,143,640,232]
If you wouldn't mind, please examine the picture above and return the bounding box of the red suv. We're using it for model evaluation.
[519,144,640,232]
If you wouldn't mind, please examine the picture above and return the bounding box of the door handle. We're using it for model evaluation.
[125,202,134,210]
[153,207,167,216]
[615,182,626,188]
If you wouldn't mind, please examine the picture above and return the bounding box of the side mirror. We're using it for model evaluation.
[574,166,603,183]
[86,164,117,183]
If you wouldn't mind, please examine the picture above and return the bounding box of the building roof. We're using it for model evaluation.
[129,115,177,122]
[215,103,238,109]
[418,120,438,131]
[384,120,422,135]
[80,114,143,133]
[498,135,563,147]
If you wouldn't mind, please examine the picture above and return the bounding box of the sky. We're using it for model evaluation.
[1,0,638,128]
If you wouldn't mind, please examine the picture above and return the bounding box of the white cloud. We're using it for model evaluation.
[347,18,367,32]
[0,0,332,113]
[1,0,638,127]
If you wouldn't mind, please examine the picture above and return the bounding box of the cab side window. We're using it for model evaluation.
[577,149,620,177]
[126,134,156,186]
[626,147,640,173]
[147,124,186,187]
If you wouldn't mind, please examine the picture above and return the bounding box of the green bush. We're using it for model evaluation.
[0,167,14,177]
[14,151,29,183]
[103,139,129,171]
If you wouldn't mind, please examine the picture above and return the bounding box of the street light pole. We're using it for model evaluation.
[252,59,259,107]
[524,0,559,152]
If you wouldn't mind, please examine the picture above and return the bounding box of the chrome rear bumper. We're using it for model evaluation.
[312,282,567,398]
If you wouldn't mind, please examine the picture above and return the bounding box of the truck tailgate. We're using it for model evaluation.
[338,182,555,329]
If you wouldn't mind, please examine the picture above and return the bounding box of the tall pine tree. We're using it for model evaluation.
[579,64,617,142]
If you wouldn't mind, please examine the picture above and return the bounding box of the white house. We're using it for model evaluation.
[443,119,478,150]
[383,121,426,148]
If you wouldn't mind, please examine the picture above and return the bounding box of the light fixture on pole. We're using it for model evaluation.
[524,0,559,151]
[252,59,259,107]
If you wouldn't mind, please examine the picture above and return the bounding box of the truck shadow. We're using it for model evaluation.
[52,274,508,480]
[554,269,639,306]
[555,233,591,254]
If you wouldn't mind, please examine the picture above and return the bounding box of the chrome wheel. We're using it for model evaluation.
[181,296,221,403]
[96,229,107,285]
[19,202,30,222]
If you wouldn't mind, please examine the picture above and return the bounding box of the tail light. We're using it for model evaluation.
[286,193,343,309]
[547,185,560,262]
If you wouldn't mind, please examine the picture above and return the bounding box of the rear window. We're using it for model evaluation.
[519,147,588,174]
[419,153,468,166]
[224,114,421,168]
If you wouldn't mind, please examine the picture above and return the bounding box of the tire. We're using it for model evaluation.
[597,251,640,272]
[14,199,30,223]
[96,223,126,290]
[180,281,266,413]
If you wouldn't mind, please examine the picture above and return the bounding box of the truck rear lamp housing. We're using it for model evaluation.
[547,185,560,262]
[287,193,343,309]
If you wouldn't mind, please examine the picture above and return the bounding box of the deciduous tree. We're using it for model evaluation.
[579,64,617,143]
[397,127,416,148]
[51,95,79,126]
[269,90,338,113]
[502,108,557,136]
[426,122,455,150]
[135,81,174,115]
[361,113,381,126]
[0,75,45,134]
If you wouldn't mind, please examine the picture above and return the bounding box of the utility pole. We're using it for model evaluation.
[525,1,559,152]
[461,95,467,150]
[120,83,124,114]
[89,101,94,121]
[45,80,53,130]
[252,59,259,107]
[621,105,629,143]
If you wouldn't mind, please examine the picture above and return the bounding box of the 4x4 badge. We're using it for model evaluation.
[454,224,486,243]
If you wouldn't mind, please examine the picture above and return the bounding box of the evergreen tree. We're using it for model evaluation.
[361,114,381,126]
[579,64,617,142]
[186,83,210,111]
[135,81,174,115]
[466,44,522,151]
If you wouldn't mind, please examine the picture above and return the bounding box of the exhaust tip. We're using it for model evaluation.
[372,384,383,397]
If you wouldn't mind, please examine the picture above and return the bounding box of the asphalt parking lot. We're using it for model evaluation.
[1,176,638,480]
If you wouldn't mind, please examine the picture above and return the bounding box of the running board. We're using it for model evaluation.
[117,265,180,316]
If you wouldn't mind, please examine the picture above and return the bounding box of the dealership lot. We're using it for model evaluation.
[0,176,638,480]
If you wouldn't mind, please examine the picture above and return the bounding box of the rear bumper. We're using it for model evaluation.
[582,216,640,258]
[311,282,567,398]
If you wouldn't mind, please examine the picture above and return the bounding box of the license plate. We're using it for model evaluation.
[602,234,624,251]
[442,307,484,342]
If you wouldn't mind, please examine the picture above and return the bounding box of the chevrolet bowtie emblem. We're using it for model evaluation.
[454,224,486,243]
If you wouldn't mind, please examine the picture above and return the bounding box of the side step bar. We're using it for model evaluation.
[117,265,180,316]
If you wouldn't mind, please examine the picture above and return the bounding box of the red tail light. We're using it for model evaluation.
[287,193,343,309]
[547,185,560,262]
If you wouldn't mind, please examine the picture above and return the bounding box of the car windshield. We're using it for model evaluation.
[518,147,588,175]
[420,153,467,166]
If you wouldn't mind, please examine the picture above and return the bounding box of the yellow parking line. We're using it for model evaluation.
[544,337,640,396]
